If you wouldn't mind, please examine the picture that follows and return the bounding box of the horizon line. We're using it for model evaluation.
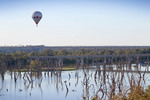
[0,45,150,47]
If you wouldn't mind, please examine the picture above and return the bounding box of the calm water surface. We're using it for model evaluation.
[0,67,150,100]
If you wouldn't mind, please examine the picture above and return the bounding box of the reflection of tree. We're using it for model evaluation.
[0,60,149,100]
[82,69,94,100]
[90,61,148,100]
[75,71,79,87]
[64,80,69,98]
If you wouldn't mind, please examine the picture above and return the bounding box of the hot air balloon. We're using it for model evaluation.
[32,11,42,27]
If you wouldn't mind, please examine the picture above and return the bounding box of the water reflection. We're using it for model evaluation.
[0,65,150,100]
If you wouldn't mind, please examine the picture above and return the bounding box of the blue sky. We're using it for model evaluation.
[0,0,150,46]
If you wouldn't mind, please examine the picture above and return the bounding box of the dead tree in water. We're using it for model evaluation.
[36,58,41,78]
[0,59,7,81]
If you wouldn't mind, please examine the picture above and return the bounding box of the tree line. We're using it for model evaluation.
[0,48,150,69]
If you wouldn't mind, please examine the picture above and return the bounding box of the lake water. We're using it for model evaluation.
[0,66,150,100]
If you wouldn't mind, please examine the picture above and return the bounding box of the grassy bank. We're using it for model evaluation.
[12,67,77,72]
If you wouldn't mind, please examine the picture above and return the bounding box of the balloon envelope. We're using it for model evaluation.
[32,11,42,26]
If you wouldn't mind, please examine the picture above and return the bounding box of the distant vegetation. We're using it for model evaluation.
[0,46,150,69]
[1,45,150,53]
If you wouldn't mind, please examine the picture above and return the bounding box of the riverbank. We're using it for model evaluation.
[12,67,77,72]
